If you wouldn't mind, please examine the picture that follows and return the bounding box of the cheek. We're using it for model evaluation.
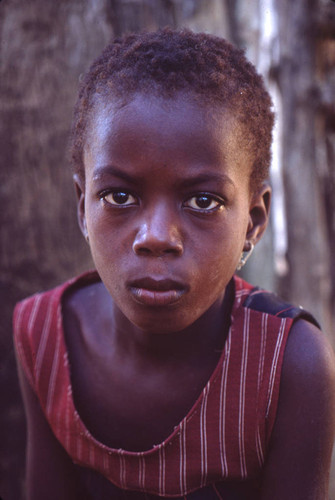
[185,238,237,311]
[197,249,234,293]
[86,201,121,245]
[86,213,137,295]
[193,222,245,272]
[85,206,118,260]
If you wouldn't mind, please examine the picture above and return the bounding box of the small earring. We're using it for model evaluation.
[236,242,255,271]
[85,233,89,244]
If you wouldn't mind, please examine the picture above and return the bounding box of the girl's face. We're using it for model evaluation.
[76,93,270,333]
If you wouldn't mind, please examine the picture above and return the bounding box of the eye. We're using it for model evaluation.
[184,194,224,212]
[101,191,137,206]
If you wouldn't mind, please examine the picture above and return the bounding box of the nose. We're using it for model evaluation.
[132,204,183,257]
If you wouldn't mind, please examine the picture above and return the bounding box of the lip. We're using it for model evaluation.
[128,277,188,306]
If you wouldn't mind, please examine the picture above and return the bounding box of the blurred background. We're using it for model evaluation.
[1,0,334,498]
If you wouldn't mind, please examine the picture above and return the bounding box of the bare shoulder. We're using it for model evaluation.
[62,280,114,357]
[282,319,335,392]
[279,319,335,445]
[279,319,335,444]
[261,320,335,499]
[63,280,105,315]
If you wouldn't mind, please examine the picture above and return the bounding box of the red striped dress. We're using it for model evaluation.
[13,271,314,497]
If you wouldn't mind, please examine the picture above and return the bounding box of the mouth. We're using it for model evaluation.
[128,277,188,307]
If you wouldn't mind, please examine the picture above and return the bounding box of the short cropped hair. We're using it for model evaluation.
[70,28,274,192]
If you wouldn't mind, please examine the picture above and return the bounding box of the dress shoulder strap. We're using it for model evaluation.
[242,287,320,328]
[13,272,99,390]
[13,285,63,391]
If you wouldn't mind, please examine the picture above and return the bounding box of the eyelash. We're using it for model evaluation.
[183,193,224,212]
[99,190,225,213]
[100,190,138,207]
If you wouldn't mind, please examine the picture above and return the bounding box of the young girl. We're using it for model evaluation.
[14,29,335,499]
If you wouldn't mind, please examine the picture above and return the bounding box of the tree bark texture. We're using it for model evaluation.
[274,0,333,336]
[228,0,335,338]
[1,0,334,498]
[0,1,112,497]
[0,2,228,498]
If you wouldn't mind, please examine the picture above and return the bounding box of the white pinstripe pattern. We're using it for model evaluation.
[45,328,61,416]
[65,384,71,451]
[257,313,268,393]
[256,426,264,466]
[234,287,251,306]
[89,444,95,468]
[200,382,210,487]
[255,313,268,466]
[119,450,126,489]
[179,420,187,494]
[158,444,166,496]
[103,451,109,474]
[14,301,35,388]
[27,294,42,335]
[219,329,232,477]
[63,350,69,367]
[14,301,25,333]
[266,318,286,418]
[35,298,54,381]
[238,307,250,478]
[76,431,83,462]
[138,453,146,491]
[14,275,295,496]
[55,357,68,437]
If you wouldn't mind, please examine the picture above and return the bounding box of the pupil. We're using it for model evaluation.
[113,192,129,204]
[196,196,211,208]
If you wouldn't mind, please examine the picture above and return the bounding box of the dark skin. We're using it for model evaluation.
[18,93,335,499]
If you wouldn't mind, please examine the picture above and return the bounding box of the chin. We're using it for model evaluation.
[130,314,192,335]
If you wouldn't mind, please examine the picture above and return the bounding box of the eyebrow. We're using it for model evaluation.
[92,165,143,185]
[92,165,235,190]
[177,172,236,190]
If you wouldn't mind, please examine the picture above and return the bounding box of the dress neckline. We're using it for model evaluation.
[58,270,245,456]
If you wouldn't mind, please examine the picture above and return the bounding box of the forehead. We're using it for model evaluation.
[84,92,252,183]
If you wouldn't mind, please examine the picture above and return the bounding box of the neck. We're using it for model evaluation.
[109,279,234,367]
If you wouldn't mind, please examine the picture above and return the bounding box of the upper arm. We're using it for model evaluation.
[261,320,335,499]
[17,360,89,500]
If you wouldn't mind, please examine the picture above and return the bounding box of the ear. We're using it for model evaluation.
[73,174,88,241]
[245,182,271,249]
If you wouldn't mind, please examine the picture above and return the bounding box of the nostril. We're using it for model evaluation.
[132,236,183,257]
[133,243,183,257]
[135,247,152,256]
[164,247,178,254]
[132,220,183,257]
